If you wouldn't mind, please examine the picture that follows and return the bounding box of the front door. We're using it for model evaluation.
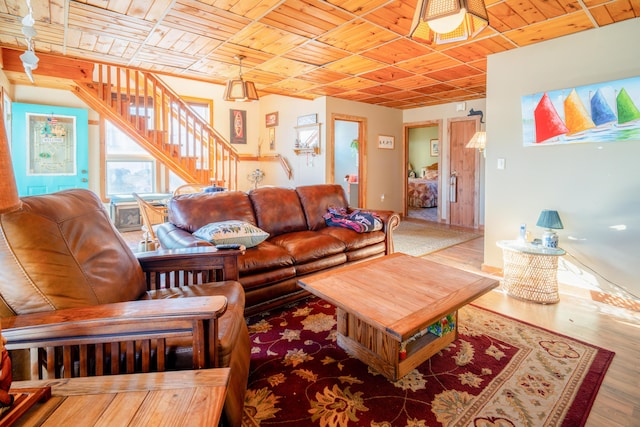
[11,102,89,196]
[449,118,479,228]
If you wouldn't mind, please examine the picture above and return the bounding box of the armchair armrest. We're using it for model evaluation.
[136,246,245,290]
[2,296,227,380]
[156,222,211,249]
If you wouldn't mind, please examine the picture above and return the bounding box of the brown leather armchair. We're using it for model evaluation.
[0,189,250,427]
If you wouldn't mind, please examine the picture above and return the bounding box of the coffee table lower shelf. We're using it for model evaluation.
[337,307,458,381]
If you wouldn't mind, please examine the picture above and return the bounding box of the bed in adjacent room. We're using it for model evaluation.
[408,170,438,208]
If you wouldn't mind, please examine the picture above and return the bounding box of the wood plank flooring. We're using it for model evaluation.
[423,233,640,427]
[121,223,639,425]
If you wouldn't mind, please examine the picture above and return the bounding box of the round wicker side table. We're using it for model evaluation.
[497,240,566,304]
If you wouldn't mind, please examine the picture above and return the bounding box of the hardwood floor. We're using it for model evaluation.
[423,234,640,427]
[121,224,638,425]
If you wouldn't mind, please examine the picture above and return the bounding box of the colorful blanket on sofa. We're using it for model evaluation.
[323,207,382,233]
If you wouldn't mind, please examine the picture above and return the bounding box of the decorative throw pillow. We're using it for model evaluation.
[323,207,383,233]
[193,220,269,248]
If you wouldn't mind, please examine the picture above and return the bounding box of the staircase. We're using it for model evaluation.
[73,64,239,190]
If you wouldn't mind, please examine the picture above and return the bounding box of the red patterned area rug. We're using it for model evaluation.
[242,297,614,427]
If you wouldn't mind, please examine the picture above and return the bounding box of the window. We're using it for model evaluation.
[102,97,213,197]
[104,120,156,196]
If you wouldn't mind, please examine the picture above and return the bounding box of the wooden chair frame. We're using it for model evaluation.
[132,192,169,242]
[2,247,243,381]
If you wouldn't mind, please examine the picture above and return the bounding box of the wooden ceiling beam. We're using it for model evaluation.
[1,48,94,82]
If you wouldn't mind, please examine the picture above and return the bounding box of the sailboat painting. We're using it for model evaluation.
[521,75,640,146]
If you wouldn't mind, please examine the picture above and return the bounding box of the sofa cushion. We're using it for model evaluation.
[249,187,308,236]
[269,231,346,264]
[296,184,349,231]
[237,241,295,275]
[168,191,257,233]
[193,220,268,248]
[319,227,386,251]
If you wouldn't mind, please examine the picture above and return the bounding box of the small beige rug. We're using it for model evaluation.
[393,219,481,257]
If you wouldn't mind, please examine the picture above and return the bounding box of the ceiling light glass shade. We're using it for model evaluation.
[409,0,489,45]
[223,79,259,102]
[466,131,486,151]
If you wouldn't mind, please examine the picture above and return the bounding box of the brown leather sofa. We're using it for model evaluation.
[0,189,249,427]
[157,184,401,315]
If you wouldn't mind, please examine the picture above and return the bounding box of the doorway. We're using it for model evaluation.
[404,120,441,222]
[332,114,366,207]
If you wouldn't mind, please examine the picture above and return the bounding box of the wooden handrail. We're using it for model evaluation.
[74,64,239,190]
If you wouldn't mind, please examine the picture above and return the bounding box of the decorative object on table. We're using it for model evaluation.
[223,55,259,102]
[378,135,394,149]
[536,209,563,248]
[247,168,265,189]
[265,112,278,127]
[0,326,13,410]
[409,0,489,45]
[229,109,246,144]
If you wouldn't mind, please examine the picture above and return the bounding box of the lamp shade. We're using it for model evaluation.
[409,0,489,45]
[223,55,259,102]
[0,113,22,214]
[466,131,486,150]
[536,210,563,230]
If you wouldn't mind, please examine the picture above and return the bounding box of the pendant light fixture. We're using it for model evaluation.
[409,0,489,45]
[223,55,259,102]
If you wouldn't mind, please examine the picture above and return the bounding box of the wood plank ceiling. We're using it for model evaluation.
[0,0,638,109]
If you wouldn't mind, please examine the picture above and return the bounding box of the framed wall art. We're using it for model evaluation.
[378,135,394,149]
[265,112,278,127]
[521,75,640,146]
[430,139,439,156]
[230,109,246,144]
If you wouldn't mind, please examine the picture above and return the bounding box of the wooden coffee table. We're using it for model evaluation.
[298,253,499,381]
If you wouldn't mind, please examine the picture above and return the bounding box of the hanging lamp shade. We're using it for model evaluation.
[466,131,486,151]
[409,0,489,45]
[223,55,259,102]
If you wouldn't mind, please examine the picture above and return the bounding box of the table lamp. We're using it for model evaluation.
[536,209,563,248]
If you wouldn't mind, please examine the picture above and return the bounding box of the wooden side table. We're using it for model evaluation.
[5,369,229,426]
[497,240,566,304]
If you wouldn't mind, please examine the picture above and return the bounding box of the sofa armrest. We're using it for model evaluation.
[156,222,213,249]
[348,208,401,254]
[136,246,245,287]
[2,296,227,380]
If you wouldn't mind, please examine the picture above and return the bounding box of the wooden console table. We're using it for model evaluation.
[4,368,229,426]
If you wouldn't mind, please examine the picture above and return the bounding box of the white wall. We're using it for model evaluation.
[485,18,640,297]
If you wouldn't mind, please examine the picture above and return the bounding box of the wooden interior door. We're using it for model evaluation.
[448,119,479,228]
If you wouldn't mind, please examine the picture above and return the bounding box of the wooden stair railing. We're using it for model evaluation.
[73,64,238,190]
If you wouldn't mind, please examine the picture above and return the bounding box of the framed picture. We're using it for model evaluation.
[269,127,276,150]
[230,109,246,144]
[297,113,317,126]
[265,112,278,127]
[378,135,394,149]
[430,139,439,156]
